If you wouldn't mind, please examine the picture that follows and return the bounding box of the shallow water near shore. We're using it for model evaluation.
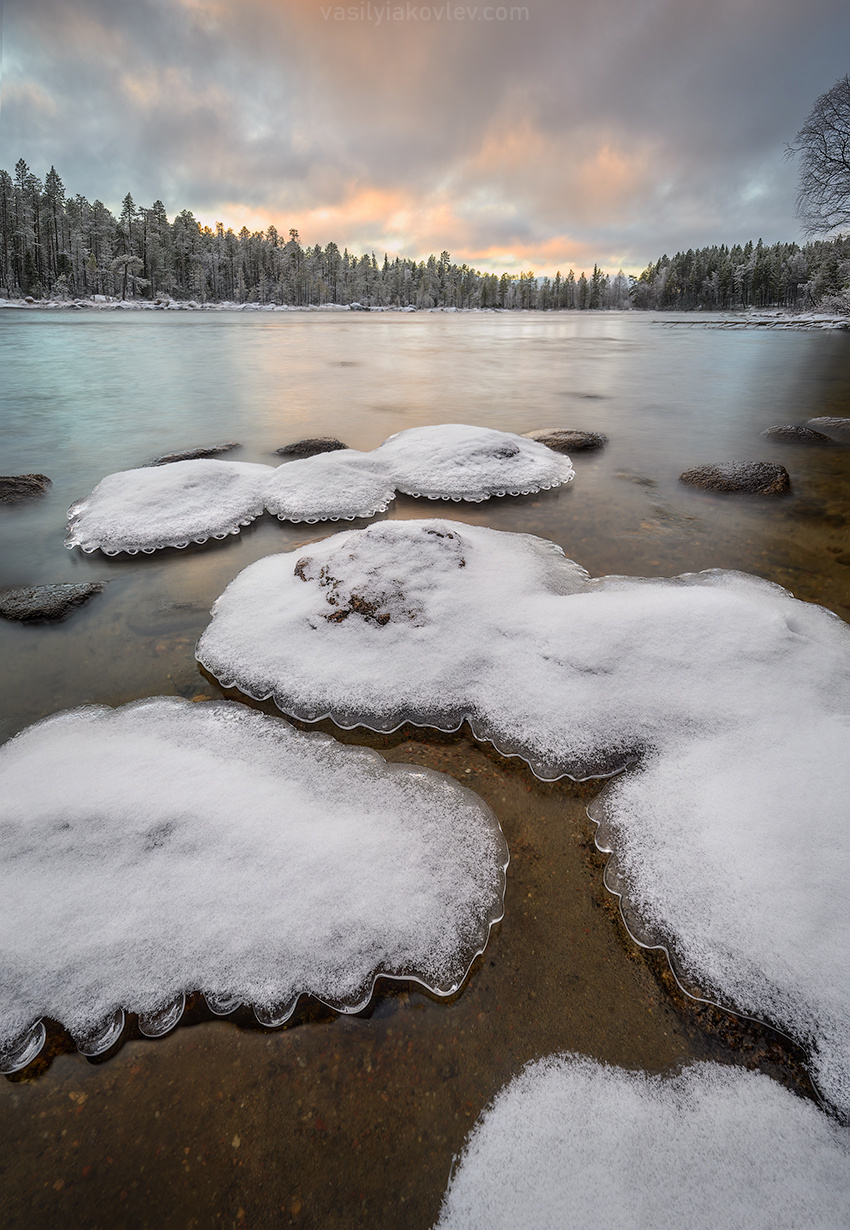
[0,310,848,1227]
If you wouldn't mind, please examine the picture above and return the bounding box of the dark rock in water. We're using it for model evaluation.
[761,425,833,444]
[524,428,608,452]
[679,462,790,495]
[274,437,349,459]
[0,582,105,623]
[150,442,240,465]
[0,473,52,503]
[807,416,850,439]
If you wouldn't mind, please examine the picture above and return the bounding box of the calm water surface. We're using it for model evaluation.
[0,311,848,1228]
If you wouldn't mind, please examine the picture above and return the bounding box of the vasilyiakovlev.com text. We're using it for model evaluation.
[322,5,529,22]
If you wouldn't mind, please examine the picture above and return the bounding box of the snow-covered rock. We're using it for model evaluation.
[64,458,274,554]
[65,426,575,555]
[264,449,396,523]
[377,424,574,501]
[437,1056,850,1230]
[0,697,507,1071]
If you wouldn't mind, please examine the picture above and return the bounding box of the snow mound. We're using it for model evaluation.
[0,698,507,1071]
[378,424,575,501]
[65,426,574,555]
[64,459,274,554]
[264,450,396,523]
[436,1056,850,1230]
[197,519,850,1114]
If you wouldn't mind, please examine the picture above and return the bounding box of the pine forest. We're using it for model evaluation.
[2,160,849,311]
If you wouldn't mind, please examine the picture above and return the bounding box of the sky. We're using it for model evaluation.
[1,0,849,276]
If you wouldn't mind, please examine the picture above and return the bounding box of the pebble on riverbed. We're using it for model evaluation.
[761,424,834,444]
[523,429,608,452]
[274,437,349,458]
[678,462,790,494]
[0,473,52,503]
[0,582,105,623]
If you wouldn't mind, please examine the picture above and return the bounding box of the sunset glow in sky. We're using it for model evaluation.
[1,0,849,274]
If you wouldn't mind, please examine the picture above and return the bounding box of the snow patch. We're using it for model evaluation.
[264,450,396,523]
[64,459,274,554]
[0,698,507,1069]
[377,424,575,501]
[436,1056,850,1230]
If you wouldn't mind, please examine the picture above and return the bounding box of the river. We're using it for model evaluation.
[0,309,848,1228]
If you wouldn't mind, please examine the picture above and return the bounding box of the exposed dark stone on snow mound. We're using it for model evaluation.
[150,442,240,465]
[274,437,349,459]
[761,425,833,444]
[0,474,52,503]
[679,463,790,495]
[807,417,850,439]
[0,582,105,622]
[524,428,608,452]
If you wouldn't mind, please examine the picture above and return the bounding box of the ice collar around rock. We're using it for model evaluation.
[0,697,507,1072]
[64,426,574,555]
[196,518,850,1116]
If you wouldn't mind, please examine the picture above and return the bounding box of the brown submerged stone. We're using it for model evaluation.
[679,462,790,495]
[150,442,240,465]
[524,428,608,452]
[0,473,52,503]
[761,425,833,444]
[807,416,850,439]
[0,582,105,623]
[274,437,349,459]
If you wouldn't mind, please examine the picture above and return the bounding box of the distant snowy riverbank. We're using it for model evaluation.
[1,296,848,327]
[656,309,849,330]
[0,295,475,314]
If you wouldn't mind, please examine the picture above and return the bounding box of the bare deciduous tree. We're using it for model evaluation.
[788,75,850,236]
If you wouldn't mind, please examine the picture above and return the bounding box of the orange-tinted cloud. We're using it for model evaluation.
[3,0,849,275]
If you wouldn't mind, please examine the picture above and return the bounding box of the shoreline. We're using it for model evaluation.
[1,296,848,328]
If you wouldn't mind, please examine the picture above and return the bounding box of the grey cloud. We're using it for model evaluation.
[2,0,849,269]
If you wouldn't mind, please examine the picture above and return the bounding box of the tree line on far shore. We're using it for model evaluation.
[1,159,848,311]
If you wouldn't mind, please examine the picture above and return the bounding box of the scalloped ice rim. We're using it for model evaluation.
[0,910,506,1073]
[0,697,508,1074]
[64,480,570,554]
[586,798,807,1052]
[63,425,575,555]
[200,683,632,786]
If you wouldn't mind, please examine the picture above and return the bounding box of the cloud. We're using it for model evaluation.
[3,0,850,271]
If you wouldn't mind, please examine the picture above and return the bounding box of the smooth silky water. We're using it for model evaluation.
[0,310,848,1227]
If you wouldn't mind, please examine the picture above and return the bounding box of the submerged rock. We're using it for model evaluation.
[761,424,833,444]
[0,474,52,503]
[273,437,349,459]
[807,416,850,439]
[679,462,790,494]
[150,442,240,465]
[524,428,608,452]
[0,582,104,623]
